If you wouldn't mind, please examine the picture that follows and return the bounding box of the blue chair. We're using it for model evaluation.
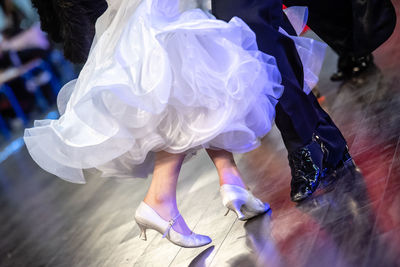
[0,113,11,139]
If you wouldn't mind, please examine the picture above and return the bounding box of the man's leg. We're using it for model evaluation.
[212,0,349,201]
[279,13,348,165]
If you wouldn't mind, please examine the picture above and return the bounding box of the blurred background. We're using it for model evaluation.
[0,0,76,159]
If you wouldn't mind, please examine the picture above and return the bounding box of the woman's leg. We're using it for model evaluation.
[143,151,192,235]
[207,149,269,220]
[206,149,246,188]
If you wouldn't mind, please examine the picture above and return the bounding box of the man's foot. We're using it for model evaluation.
[289,135,353,202]
[330,54,374,81]
[320,146,355,187]
[288,135,326,202]
[350,54,374,77]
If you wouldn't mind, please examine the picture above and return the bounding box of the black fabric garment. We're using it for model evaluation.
[212,0,347,165]
[283,0,397,57]
[31,0,108,63]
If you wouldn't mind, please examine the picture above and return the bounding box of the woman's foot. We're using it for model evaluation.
[139,151,211,248]
[143,151,193,236]
[135,202,211,248]
[218,167,270,220]
[220,184,270,221]
[205,149,269,220]
[143,199,192,235]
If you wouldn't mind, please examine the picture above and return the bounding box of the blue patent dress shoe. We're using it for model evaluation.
[289,134,354,202]
[288,135,326,202]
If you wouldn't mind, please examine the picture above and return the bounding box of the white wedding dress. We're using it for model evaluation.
[24,0,324,183]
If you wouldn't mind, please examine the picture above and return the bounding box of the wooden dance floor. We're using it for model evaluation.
[1,5,400,267]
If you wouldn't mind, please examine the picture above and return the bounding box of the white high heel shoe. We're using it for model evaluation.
[134,201,212,248]
[220,184,270,221]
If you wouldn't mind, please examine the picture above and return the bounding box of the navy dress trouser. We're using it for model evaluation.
[211,0,347,166]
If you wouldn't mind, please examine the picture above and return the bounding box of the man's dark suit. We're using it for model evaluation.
[283,0,396,57]
[212,0,347,167]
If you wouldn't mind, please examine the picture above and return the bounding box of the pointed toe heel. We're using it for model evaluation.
[220,184,270,221]
[134,201,211,248]
[137,223,147,241]
[224,199,245,220]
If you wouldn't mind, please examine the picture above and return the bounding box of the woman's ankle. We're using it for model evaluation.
[143,197,178,218]
[219,168,246,188]
[220,179,246,188]
[142,198,192,235]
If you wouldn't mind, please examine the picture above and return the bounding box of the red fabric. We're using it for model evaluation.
[282,4,310,35]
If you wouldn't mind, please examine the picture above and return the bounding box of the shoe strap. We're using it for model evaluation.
[162,213,181,238]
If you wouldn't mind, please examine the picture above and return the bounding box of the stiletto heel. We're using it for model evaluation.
[134,202,211,248]
[220,184,270,221]
[137,223,147,241]
[224,209,230,216]
[225,199,245,220]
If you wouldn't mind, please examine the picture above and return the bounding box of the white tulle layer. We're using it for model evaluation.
[283,6,327,94]
[24,0,285,183]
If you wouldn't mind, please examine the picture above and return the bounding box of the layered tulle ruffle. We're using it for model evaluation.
[283,6,327,94]
[24,0,284,183]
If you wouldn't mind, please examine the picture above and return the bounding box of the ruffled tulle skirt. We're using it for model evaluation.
[24,0,324,183]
